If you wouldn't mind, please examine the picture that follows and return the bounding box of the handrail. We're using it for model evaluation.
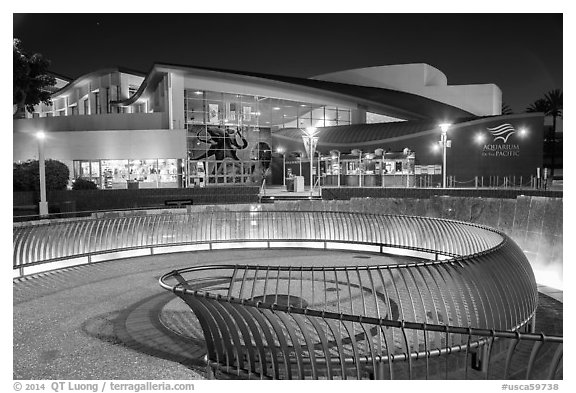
[13,211,506,270]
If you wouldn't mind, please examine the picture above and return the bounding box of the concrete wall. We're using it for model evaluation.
[312,63,502,116]
[261,196,563,290]
[14,112,166,133]
[13,129,187,162]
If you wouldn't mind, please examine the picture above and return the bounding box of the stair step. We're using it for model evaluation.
[260,195,322,203]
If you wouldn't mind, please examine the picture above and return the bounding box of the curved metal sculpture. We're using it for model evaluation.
[157,213,560,380]
[12,210,562,379]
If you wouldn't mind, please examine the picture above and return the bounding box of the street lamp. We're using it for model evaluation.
[300,126,318,192]
[438,123,452,188]
[351,149,362,187]
[330,150,341,187]
[276,147,286,186]
[36,131,49,217]
[317,152,322,188]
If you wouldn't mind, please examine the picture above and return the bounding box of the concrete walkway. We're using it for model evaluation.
[14,249,398,379]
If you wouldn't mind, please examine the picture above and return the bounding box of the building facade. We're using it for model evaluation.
[13,63,544,189]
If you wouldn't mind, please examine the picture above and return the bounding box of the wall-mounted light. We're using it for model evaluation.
[475,133,485,144]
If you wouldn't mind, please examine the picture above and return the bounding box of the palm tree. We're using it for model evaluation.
[501,102,514,115]
[526,98,549,114]
[526,89,563,178]
[544,89,563,135]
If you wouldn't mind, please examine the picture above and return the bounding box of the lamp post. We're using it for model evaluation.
[329,150,341,187]
[300,126,318,192]
[36,131,49,217]
[439,123,452,188]
[317,153,322,188]
[277,147,286,186]
[374,148,384,187]
[351,149,362,187]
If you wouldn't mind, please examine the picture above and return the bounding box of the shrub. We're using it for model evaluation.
[13,159,70,191]
[72,178,98,190]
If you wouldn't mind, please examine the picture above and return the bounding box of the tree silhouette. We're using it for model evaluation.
[526,98,550,113]
[501,102,514,115]
[13,38,56,114]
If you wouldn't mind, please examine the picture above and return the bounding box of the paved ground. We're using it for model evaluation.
[13,249,403,380]
[13,249,563,380]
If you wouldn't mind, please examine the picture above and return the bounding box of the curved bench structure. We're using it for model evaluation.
[13,210,562,379]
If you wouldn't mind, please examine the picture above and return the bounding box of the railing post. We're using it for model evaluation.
[205,356,215,380]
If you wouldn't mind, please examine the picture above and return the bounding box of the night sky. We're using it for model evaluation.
[14,13,562,113]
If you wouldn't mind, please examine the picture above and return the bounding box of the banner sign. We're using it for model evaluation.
[226,103,236,121]
[208,104,219,124]
[243,106,251,121]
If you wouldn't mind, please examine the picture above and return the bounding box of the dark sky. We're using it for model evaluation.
[14,13,562,113]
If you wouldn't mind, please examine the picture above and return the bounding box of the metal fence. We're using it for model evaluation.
[13,211,504,269]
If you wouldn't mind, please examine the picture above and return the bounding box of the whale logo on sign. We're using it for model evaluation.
[487,123,516,143]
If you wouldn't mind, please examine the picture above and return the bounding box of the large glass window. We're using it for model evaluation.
[75,159,180,189]
[366,112,405,124]
[101,160,128,188]
[337,108,351,124]
[74,160,101,187]
[184,88,352,130]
